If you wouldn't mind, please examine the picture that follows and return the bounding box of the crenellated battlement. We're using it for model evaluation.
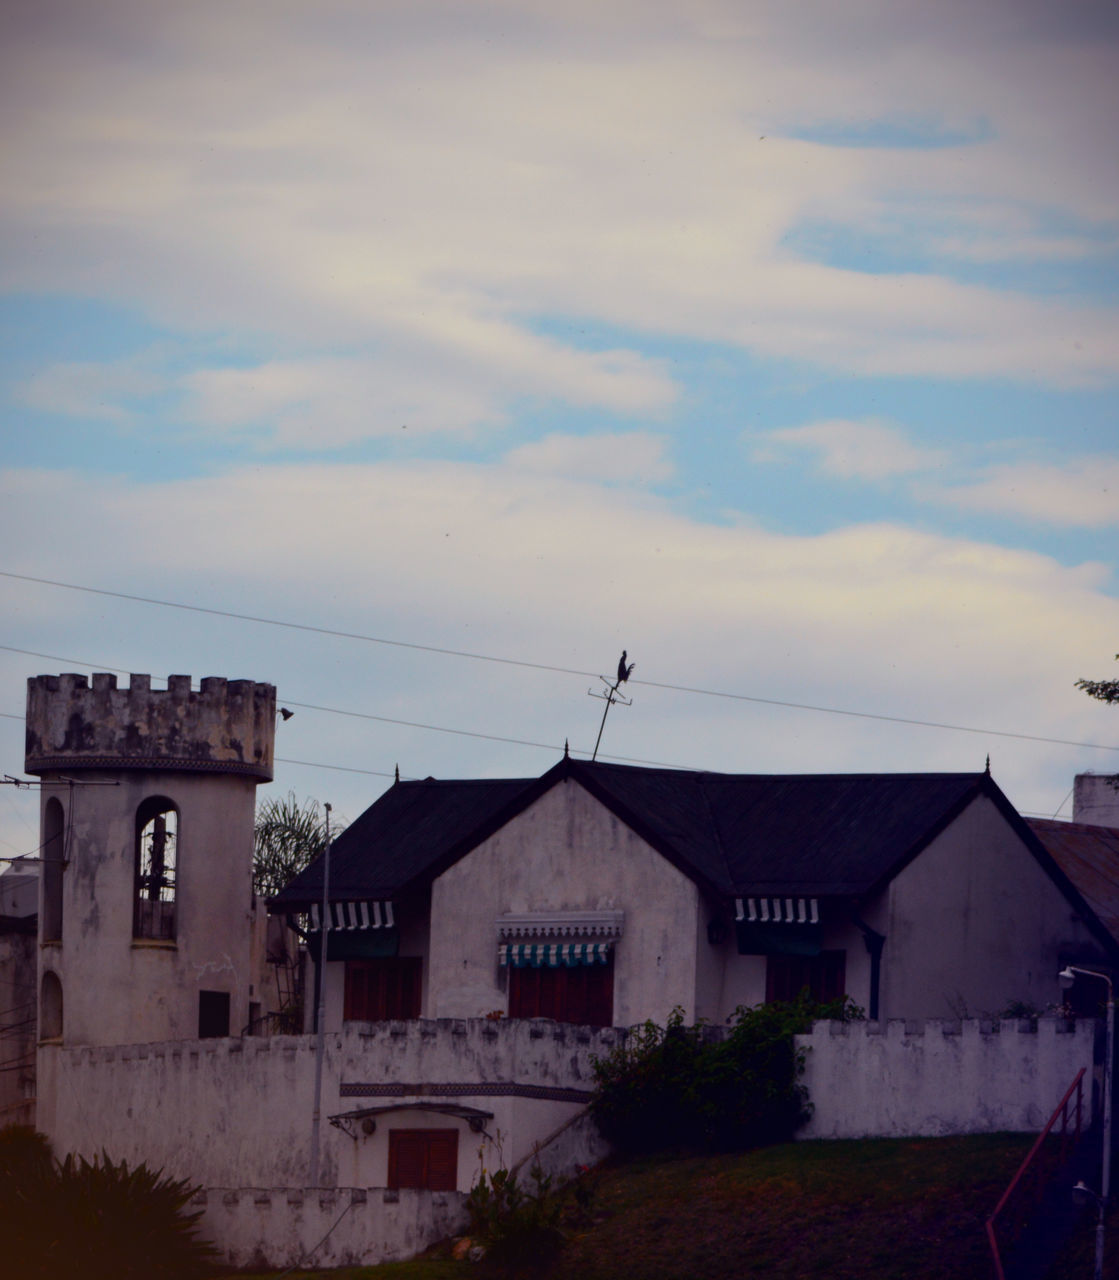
[25,672,276,779]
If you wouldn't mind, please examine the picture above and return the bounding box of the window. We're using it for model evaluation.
[388,1129,458,1190]
[134,797,178,940]
[508,952,614,1026]
[42,797,65,942]
[765,950,846,1005]
[198,990,230,1038]
[344,957,422,1021]
[40,971,63,1041]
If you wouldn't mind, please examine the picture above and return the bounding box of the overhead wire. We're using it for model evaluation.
[0,571,1116,757]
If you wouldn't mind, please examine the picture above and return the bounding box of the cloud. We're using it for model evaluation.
[505,432,673,485]
[924,457,1119,528]
[20,360,167,425]
[757,419,947,480]
[22,344,677,448]
[2,0,1117,398]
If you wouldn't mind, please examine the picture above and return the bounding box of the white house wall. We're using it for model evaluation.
[882,794,1103,1020]
[427,777,703,1025]
[37,770,259,1052]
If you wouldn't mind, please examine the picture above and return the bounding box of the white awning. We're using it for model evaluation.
[308,900,395,931]
[734,897,818,925]
[498,941,612,967]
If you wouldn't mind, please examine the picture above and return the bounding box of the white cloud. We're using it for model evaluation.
[757,419,947,480]
[505,433,673,485]
[20,360,166,424]
[2,0,1117,397]
[924,457,1119,529]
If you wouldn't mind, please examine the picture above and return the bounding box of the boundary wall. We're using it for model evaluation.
[797,1017,1096,1139]
[37,1016,1097,1267]
[191,1186,467,1271]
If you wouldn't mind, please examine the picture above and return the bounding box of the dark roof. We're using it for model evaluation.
[273,775,536,908]
[1028,818,1119,944]
[271,757,998,909]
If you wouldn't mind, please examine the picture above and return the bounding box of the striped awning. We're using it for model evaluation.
[308,900,395,931]
[735,897,818,925]
[499,942,611,968]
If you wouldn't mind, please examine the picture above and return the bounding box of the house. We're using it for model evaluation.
[272,753,1118,1035]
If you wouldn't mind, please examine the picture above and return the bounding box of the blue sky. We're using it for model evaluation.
[2,0,1118,864]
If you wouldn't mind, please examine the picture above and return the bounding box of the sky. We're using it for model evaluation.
[2,0,1118,868]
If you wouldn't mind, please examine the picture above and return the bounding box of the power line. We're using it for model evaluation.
[0,570,595,678]
[1,574,1116,755]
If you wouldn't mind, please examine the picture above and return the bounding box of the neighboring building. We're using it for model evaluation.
[1073,773,1119,828]
[272,754,1117,1033]
[0,867,37,1125]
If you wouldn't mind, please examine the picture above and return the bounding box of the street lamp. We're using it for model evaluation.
[1059,964,1114,1280]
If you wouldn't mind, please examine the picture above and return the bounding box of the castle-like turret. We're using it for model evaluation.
[27,674,277,1094]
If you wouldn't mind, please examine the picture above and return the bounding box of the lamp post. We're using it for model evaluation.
[309,802,333,1189]
[1060,964,1114,1280]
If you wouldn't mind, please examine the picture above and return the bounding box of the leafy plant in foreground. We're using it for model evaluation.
[0,1128,216,1280]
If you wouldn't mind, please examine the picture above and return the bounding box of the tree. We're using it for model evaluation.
[252,792,342,898]
[1076,653,1119,705]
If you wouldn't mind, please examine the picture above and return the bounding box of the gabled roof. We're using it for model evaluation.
[1027,817,1119,944]
[271,757,1002,909]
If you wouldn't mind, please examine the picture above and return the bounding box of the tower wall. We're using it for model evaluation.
[26,674,276,1052]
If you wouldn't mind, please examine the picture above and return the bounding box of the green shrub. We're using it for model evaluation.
[0,1128,216,1279]
[466,1163,566,1275]
[590,995,861,1156]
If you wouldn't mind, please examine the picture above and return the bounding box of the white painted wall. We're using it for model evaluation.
[193,1186,467,1272]
[882,794,1104,1020]
[427,778,703,1026]
[38,1019,620,1192]
[41,1014,1096,1268]
[798,1017,1095,1139]
[36,769,260,1053]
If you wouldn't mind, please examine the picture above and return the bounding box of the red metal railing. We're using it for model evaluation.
[986,1067,1086,1280]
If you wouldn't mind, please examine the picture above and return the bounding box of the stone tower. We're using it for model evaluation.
[25,673,276,1056]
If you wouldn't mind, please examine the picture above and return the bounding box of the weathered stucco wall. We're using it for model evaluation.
[39,1019,618,1192]
[1074,773,1119,827]
[883,794,1104,1020]
[798,1016,1095,1139]
[25,672,275,778]
[26,673,275,1059]
[39,1013,1096,1267]
[35,769,261,1054]
[192,1186,467,1272]
[428,778,703,1025]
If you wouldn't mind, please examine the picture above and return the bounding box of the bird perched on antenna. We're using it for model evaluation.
[617,650,635,684]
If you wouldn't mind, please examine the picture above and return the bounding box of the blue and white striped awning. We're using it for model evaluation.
[308,900,395,932]
[735,897,818,925]
[499,942,611,968]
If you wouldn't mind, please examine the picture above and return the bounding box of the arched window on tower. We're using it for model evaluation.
[42,796,65,943]
[134,797,178,941]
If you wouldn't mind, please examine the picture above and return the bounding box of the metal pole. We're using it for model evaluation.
[1098,982,1114,1280]
[309,802,332,1188]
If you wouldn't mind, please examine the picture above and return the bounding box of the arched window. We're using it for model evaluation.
[134,797,178,941]
[41,970,63,1041]
[42,797,65,943]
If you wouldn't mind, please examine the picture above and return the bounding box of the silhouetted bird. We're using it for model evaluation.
[617,651,635,684]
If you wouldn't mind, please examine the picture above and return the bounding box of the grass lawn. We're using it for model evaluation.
[222,1131,1074,1280]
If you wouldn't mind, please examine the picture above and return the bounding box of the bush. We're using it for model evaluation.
[0,1128,216,1279]
[590,994,861,1156]
[465,1162,567,1276]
